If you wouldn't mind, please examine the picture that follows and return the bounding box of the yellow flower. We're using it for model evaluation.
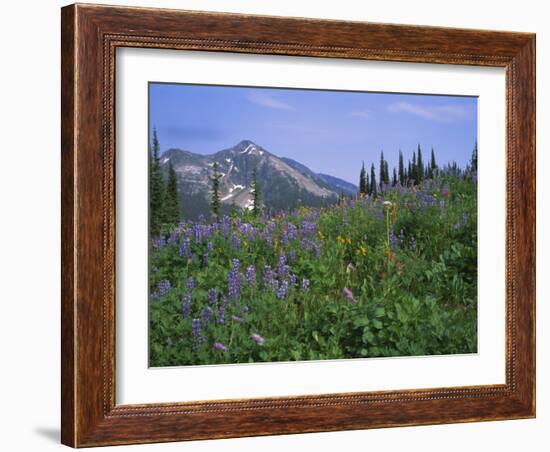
[318,230,325,240]
[357,245,367,256]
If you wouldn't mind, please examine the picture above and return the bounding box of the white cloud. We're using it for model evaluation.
[386,101,472,122]
[246,91,295,110]
[351,110,371,119]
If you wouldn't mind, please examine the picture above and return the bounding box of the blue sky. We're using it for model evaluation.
[149,83,477,184]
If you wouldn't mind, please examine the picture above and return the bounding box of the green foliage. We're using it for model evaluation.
[163,162,180,227]
[359,161,367,195]
[210,161,222,218]
[149,172,478,366]
[149,128,165,236]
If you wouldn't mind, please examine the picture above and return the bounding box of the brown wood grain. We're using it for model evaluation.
[61,3,536,447]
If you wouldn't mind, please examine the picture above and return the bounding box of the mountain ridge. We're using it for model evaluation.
[160,140,356,219]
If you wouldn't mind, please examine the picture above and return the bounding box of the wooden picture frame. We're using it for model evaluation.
[61,3,535,447]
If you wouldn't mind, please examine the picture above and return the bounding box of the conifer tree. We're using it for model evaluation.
[379,152,385,189]
[210,161,222,218]
[431,148,437,173]
[471,141,478,171]
[149,128,165,236]
[251,158,261,217]
[359,161,367,195]
[398,150,405,185]
[392,167,397,186]
[417,144,424,182]
[384,160,390,185]
[365,173,371,195]
[412,151,417,184]
[163,161,180,226]
[370,163,377,197]
[407,160,412,184]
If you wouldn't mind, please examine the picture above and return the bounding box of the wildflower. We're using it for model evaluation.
[251,333,265,346]
[245,265,256,286]
[213,342,228,352]
[191,318,205,349]
[290,274,297,286]
[357,245,367,256]
[181,292,192,318]
[301,278,310,292]
[150,279,171,300]
[346,263,356,273]
[207,288,218,305]
[231,315,245,323]
[186,277,195,290]
[179,239,191,258]
[202,306,213,324]
[228,259,241,300]
[263,265,275,287]
[343,287,357,304]
[277,255,289,279]
[276,280,289,300]
[382,200,393,207]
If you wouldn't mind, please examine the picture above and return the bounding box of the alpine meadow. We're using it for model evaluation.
[148,83,478,367]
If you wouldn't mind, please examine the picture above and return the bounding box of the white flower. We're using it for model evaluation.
[382,201,393,207]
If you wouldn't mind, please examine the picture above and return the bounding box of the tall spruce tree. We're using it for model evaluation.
[412,151,417,184]
[366,172,370,196]
[370,163,377,197]
[149,128,165,236]
[359,161,367,195]
[392,167,397,186]
[431,148,437,173]
[398,150,405,185]
[471,141,478,171]
[417,144,424,182]
[163,161,180,226]
[251,158,261,217]
[379,152,385,189]
[210,161,222,218]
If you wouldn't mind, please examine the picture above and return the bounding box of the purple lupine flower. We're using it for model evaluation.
[179,239,191,258]
[409,237,417,251]
[343,287,357,304]
[290,274,297,286]
[461,211,468,224]
[191,318,205,349]
[263,265,275,287]
[276,280,289,300]
[201,306,213,324]
[251,333,265,346]
[186,277,195,290]
[207,241,214,252]
[231,315,245,323]
[231,234,241,251]
[202,253,209,266]
[302,278,310,292]
[217,303,226,325]
[287,223,298,240]
[213,342,228,352]
[192,224,203,244]
[207,288,218,305]
[311,241,320,258]
[277,255,289,280]
[301,220,317,237]
[245,265,256,286]
[241,305,249,315]
[439,200,445,210]
[228,259,241,300]
[151,279,171,300]
[181,292,192,318]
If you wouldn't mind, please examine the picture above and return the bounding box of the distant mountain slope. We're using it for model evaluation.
[282,157,358,195]
[161,140,344,219]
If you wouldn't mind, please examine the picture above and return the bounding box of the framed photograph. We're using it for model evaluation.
[61,3,535,447]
